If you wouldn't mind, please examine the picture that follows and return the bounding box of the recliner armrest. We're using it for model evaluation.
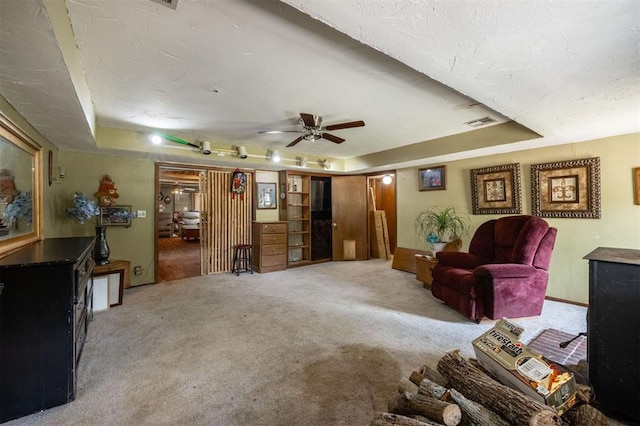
[474,263,538,279]
[436,251,484,269]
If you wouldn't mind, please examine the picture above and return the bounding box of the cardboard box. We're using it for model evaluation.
[472,319,577,415]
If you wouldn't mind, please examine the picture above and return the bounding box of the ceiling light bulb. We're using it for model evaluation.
[382,175,393,185]
[271,150,281,163]
[151,134,162,145]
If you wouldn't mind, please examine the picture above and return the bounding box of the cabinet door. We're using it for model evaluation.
[331,176,368,260]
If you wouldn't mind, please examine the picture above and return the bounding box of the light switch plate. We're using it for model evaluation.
[137,210,146,218]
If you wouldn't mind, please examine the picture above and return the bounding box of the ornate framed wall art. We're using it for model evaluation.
[418,165,446,191]
[531,157,601,218]
[634,167,640,205]
[470,163,522,214]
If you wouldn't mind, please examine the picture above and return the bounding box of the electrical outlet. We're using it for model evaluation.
[134,266,142,275]
[137,210,146,218]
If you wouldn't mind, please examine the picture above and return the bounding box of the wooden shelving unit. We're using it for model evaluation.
[279,171,311,266]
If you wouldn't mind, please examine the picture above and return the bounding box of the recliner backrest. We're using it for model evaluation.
[468,215,556,268]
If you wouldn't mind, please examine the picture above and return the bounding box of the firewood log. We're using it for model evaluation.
[370,412,444,426]
[417,377,447,399]
[410,371,426,386]
[574,384,592,404]
[563,404,608,426]
[437,351,560,426]
[444,388,511,426]
[389,392,461,426]
[399,376,420,394]
[418,364,448,387]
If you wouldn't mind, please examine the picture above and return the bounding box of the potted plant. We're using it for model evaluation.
[415,206,470,255]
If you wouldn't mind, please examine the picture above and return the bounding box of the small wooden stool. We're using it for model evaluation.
[232,244,253,275]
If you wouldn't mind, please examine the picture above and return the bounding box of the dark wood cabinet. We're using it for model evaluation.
[0,237,95,423]
[584,247,639,422]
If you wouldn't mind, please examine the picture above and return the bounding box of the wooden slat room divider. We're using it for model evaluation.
[202,170,253,274]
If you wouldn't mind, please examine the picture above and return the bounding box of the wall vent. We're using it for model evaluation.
[150,0,178,10]
[464,116,497,127]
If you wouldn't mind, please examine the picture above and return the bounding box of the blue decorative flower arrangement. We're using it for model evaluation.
[426,232,439,244]
[66,192,100,224]
[5,192,33,224]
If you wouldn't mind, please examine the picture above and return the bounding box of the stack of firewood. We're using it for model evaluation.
[370,350,608,426]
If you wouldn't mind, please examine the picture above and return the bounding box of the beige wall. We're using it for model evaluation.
[55,151,156,285]
[4,95,639,299]
[397,132,640,304]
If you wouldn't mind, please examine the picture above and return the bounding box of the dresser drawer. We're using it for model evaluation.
[75,255,95,300]
[260,223,286,234]
[261,233,286,245]
[261,254,286,267]
[262,244,286,256]
[75,288,87,333]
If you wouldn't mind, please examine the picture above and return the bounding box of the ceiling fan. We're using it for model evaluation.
[260,113,365,147]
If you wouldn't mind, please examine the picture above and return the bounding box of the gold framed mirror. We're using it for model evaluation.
[0,113,42,257]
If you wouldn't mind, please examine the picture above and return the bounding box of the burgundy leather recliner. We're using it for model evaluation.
[431,215,557,322]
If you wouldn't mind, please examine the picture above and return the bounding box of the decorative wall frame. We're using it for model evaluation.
[470,163,522,214]
[418,165,446,191]
[634,167,640,205]
[531,157,601,218]
[100,205,133,226]
[256,182,277,209]
[0,113,42,258]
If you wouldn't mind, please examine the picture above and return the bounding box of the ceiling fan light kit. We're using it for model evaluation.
[260,112,365,148]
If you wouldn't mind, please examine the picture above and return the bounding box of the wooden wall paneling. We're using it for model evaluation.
[203,170,253,273]
[199,171,210,275]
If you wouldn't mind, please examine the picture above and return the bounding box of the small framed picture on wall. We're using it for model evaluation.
[256,182,277,209]
[418,165,446,191]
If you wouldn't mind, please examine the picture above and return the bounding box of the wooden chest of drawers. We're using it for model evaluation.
[252,221,287,273]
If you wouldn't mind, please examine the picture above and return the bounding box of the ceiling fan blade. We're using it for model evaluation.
[259,130,303,134]
[325,120,365,131]
[300,113,316,128]
[322,133,345,144]
[286,136,305,147]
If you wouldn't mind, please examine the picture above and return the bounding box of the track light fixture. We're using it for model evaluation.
[237,145,248,159]
[318,159,332,170]
[268,150,281,163]
[201,140,212,155]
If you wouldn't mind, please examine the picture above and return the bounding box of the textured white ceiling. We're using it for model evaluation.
[0,0,638,171]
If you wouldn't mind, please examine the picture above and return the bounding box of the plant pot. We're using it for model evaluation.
[94,226,110,265]
[429,242,447,257]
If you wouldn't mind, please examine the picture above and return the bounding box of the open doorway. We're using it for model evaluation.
[156,165,204,282]
[367,173,397,256]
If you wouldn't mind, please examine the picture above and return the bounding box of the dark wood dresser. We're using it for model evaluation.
[252,221,287,273]
[0,237,95,423]
[584,247,639,422]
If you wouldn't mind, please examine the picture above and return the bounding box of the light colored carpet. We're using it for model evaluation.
[9,259,588,425]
